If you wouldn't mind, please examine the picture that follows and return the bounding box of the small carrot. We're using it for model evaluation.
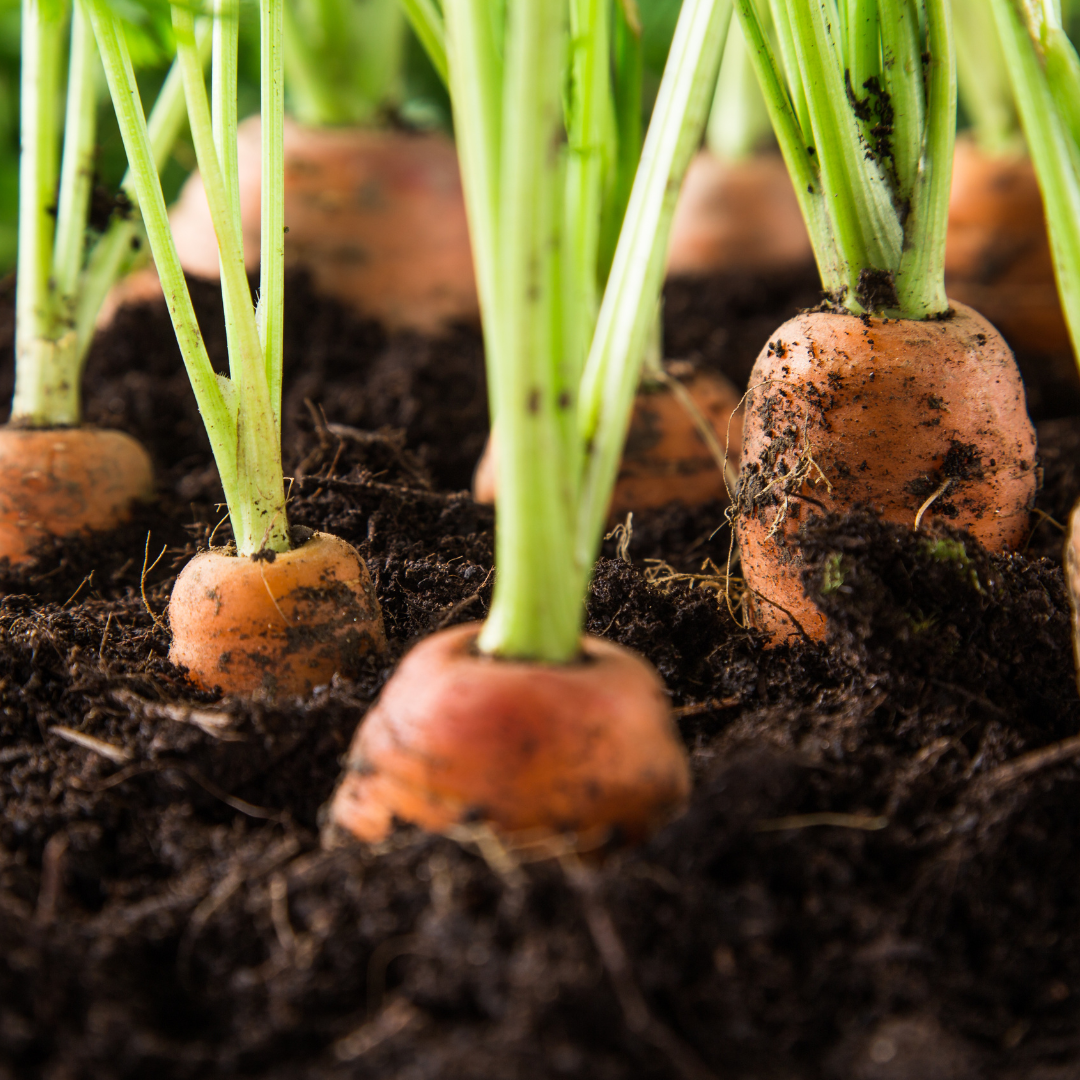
[3,5,199,566]
[169,531,384,697]
[0,429,152,565]
[91,0,387,695]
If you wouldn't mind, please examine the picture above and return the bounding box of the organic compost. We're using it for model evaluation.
[1,267,1079,1079]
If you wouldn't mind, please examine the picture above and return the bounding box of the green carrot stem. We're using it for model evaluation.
[174,3,289,554]
[75,24,210,364]
[87,0,240,524]
[260,0,285,422]
[52,0,97,313]
[11,0,67,425]
[575,0,733,585]
[894,0,954,318]
[443,0,504,412]
[477,0,579,663]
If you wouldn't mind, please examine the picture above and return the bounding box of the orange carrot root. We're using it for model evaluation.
[945,136,1068,355]
[473,366,743,514]
[168,531,385,697]
[327,622,690,846]
[667,150,812,277]
[0,427,153,565]
[735,302,1036,643]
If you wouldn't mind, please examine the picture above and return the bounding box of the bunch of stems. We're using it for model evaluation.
[398,0,732,663]
[734,0,955,317]
[13,0,201,428]
[986,0,1080,349]
[89,0,290,556]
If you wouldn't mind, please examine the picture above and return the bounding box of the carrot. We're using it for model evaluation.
[727,0,1038,644]
[473,365,743,514]
[667,149,811,277]
[169,531,384,697]
[324,0,727,845]
[92,0,389,695]
[327,622,688,843]
[945,136,1069,355]
[0,428,153,565]
[735,303,1036,640]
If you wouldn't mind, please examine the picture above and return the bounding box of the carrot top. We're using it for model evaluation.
[735,0,956,318]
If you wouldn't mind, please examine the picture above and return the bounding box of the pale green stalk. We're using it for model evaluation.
[443,0,504,410]
[87,0,239,517]
[52,0,97,315]
[75,24,211,362]
[12,0,68,424]
[953,0,1018,155]
[477,0,577,661]
[989,0,1080,352]
[893,0,954,317]
[563,0,611,390]
[173,3,289,553]
[575,0,732,584]
[261,0,285,421]
[734,0,951,317]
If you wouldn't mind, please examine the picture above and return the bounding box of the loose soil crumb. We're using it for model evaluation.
[0,270,1078,1079]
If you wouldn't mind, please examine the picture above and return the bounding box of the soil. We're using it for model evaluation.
[1,266,1080,1080]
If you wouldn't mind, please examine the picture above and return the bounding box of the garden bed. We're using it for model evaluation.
[1,268,1079,1079]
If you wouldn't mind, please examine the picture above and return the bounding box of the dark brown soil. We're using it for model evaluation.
[1,268,1080,1080]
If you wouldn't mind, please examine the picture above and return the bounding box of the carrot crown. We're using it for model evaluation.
[987,0,1080,357]
[734,0,956,319]
[91,0,291,557]
[12,0,196,428]
[403,0,729,663]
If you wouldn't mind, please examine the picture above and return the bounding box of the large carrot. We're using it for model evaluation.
[327,0,732,846]
[90,0,385,696]
[731,0,1036,642]
[0,1,203,564]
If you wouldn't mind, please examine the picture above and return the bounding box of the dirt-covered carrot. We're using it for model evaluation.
[668,9,811,277]
[0,0,206,565]
[328,0,733,846]
[944,0,1069,355]
[90,0,385,696]
[731,0,1037,643]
